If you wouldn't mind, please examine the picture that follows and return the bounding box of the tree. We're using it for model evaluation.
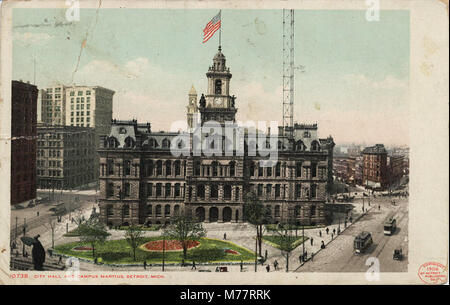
[77,219,110,259]
[243,191,268,258]
[164,215,206,260]
[124,225,143,261]
[274,213,297,272]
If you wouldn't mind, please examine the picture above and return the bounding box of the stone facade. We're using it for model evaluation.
[98,48,334,226]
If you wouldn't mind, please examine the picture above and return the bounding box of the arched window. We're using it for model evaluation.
[197,184,205,199]
[156,160,163,175]
[295,140,306,151]
[162,138,170,149]
[224,185,232,200]
[229,161,235,176]
[211,184,219,199]
[122,204,130,217]
[212,162,218,177]
[194,161,201,176]
[108,137,119,148]
[146,160,154,177]
[215,79,222,94]
[165,160,172,176]
[124,137,135,148]
[149,138,158,148]
[174,160,181,176]
[174,183,181,197]
[311,140,321,151]
[147,204,152,216]
[165,183,171,197]
[165,204,170,216]
[155,205,162,216]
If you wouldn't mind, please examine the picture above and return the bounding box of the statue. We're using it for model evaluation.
[231,95,236,108]
[199,94,206,108]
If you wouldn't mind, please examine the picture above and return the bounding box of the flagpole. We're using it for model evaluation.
[219,9,222,48]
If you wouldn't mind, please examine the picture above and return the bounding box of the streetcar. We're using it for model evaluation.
[383,218,397,235]
[353,231,373,254]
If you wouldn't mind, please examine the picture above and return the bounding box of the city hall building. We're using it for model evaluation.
[98,48,334,226]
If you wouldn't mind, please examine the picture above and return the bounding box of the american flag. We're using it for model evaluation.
[203,11,221,43]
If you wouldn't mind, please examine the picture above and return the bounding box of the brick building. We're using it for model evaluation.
[387,155,404,189]
[98,47,335,226]
[362,144,388,190]
[36,124,96,190]
[11,80,38,205]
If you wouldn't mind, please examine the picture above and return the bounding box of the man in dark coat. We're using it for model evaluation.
[32,235,45,270]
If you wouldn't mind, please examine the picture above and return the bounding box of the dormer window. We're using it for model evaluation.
[215,79,222,95]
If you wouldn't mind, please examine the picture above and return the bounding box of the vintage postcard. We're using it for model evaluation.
[0,0,448,287]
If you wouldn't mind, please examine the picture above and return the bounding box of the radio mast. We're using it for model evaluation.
[282,9,295,139]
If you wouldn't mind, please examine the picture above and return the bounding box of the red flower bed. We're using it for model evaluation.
[224,249,240,255]
[141,240,200,252]
[73,246,93,251]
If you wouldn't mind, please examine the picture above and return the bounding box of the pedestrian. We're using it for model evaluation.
[265,249,268,260]
[143,260,147,270]
[344,219,347,227]
[331,233,334,240]
[266,264,270,272]
[94,257,98,264]
[311,252,314,261]
[326,227,329,235]
[319,230,322,237]
[304,251,307,260]
[58,256,62,264]
[240,260,243,272]
[299,254,302,263]
[191,261,196,270]
[321,241,325,249]
[223,233,227,240]
[310,238,314,246]
[37,211,39,217]
[333,228,336,235]
[274,260,278,270]
[378,205,381,211]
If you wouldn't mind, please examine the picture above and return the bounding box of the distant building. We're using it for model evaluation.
[11,80,38,205]
[36,124,96,190]
[40,84,67,125]
[41,85,115,182]
[387,155,404,189]
[362,144,388,190]
[333,157,356,185]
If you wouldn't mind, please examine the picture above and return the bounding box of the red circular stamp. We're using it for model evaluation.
[418,262,448,284]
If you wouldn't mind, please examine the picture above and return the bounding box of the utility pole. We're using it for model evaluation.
[255,236,258,272]
[22,218,27,256]
[15,217,18,241]
[162,234,165,272]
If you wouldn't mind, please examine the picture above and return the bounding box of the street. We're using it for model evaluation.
[297,195,408,273]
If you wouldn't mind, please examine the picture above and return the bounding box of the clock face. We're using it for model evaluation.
[213,97,221,107]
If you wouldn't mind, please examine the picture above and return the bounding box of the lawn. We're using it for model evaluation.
[261,235,308,250]
[54,237,255,264]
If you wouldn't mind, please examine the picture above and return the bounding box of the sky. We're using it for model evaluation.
[12,8,410,146]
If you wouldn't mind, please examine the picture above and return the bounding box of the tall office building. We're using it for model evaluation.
[11,80,38,205]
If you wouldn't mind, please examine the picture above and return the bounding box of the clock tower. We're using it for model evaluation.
[199,46,237,125]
